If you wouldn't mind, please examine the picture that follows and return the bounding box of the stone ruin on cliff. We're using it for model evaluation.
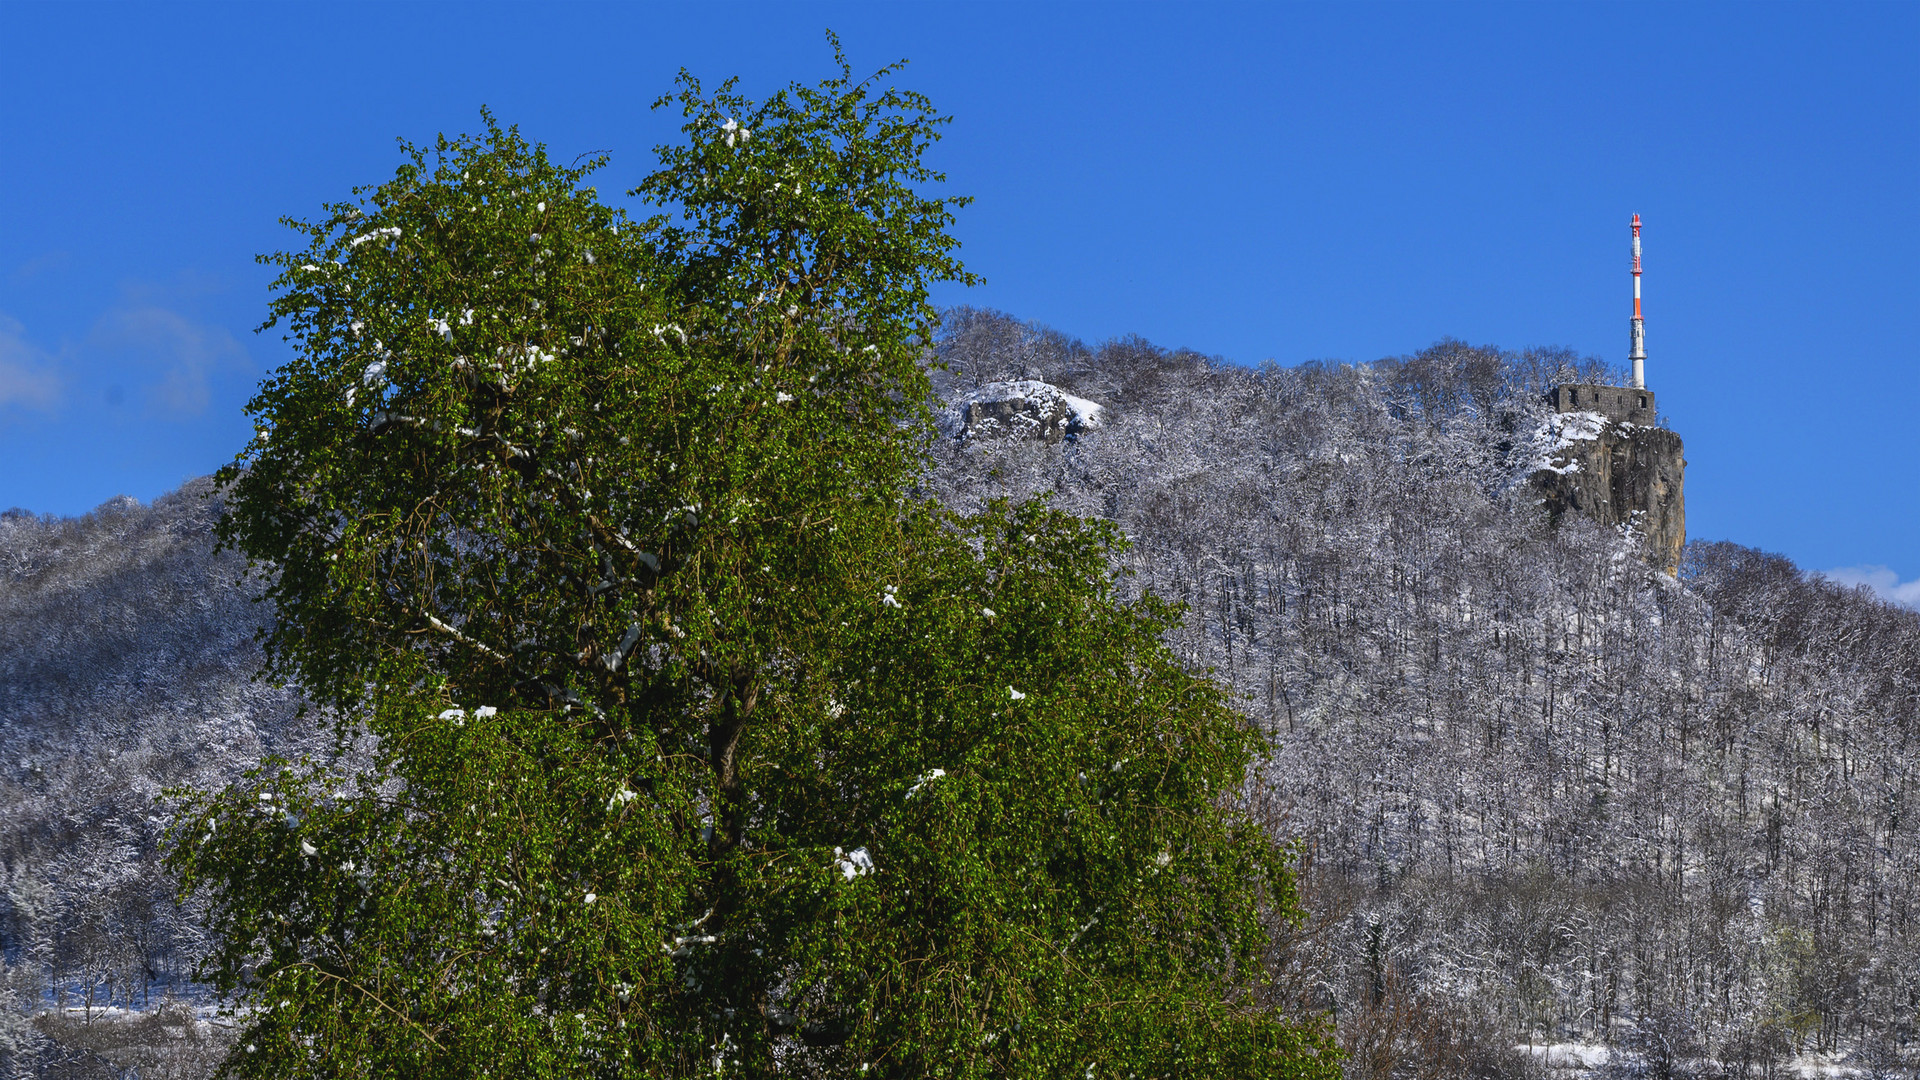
[1528,382,1687,574]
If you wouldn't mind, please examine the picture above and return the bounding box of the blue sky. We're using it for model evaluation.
[2,2,1916,592]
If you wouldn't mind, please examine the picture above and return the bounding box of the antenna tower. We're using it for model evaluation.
[1629,214,1646,389]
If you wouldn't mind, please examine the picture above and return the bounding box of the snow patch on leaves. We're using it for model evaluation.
[905,768,946,800]
[347,227,402,248]
[832,846,873,880]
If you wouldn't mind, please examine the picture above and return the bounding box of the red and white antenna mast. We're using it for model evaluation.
[1629,214,1646,389]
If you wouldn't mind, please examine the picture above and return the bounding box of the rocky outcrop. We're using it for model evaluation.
[950,380,1106,444]
[1527,406,1686,574]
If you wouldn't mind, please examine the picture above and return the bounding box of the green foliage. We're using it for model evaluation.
[171,42,1336,1080]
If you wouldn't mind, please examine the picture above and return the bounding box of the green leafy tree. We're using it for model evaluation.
[171,43,1338,1080]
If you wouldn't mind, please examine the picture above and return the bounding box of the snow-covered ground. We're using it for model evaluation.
[1522,1040,1893,1078]
[1522,1042,1611,1071]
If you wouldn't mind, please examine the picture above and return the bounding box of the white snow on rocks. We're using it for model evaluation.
[945,380,1106,443]
[1523,410,1607,476]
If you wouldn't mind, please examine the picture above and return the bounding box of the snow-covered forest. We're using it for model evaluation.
[929,309,1920,1078]
[0,483,326,1077]
[4,309,1918,1077]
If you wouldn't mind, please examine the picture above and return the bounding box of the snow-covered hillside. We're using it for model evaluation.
[928,307,1920,1079]
[0,480,327,1075]
[7,311,1920,1078]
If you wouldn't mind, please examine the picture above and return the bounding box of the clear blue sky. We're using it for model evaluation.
[3,2,1915,589]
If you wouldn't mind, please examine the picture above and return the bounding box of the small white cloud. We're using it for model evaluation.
[0,314,63,411]
[1822,565,1920,610]
[10,250,72,283]
[92,304,248,418]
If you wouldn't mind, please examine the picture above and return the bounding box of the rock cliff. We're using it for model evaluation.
[947,380,1106,444]
[1527,400,1686,574]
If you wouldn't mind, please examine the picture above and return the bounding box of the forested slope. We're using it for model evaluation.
[4,311,1917,1078]
[929,309,1920,1078]
[0,480,325,1076]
